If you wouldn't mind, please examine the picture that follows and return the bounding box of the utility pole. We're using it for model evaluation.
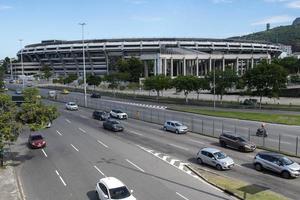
[19,39,25,88]
[79,23,87,107]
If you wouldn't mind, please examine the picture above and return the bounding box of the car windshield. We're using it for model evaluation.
[213,151,227,159]
[280,157,294,165]
[109,186,130,199]
[111,121,120,124]
[115,110,123,113]
[69,103,76,105]
[175,122,183,126]
[31,135,43,140]
[237,137,247,142]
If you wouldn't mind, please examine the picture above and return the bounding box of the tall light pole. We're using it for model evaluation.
[9,58,13,80]
[19,39,25,88]
[79,22,87,107]
[213,60,216,111]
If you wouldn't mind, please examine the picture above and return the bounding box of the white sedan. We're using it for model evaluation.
[65,102,78,111]
[96,177,136,200]
[110,109,128,119]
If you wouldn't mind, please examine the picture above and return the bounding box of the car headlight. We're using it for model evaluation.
[244,145,251,148]
[221,162,227,165]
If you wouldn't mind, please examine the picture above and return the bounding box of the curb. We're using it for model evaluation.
[13,166,25,200]
[185,164,243,200]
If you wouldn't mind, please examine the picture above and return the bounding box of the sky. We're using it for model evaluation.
[0,0,299,58]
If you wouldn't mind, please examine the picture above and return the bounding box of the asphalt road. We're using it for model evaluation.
[14,102,234,200]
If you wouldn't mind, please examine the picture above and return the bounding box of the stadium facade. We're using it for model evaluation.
[13,38,282,77]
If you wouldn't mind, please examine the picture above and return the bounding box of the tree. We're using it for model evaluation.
[206,69,238,104]
[1,57,10,74]
[143,75,172,100]
[18,88,59,131]
[0,66,4,91]
[86,74,102,90]
[243,61,288,109]
[172,76,198,103]
[195,78,210,100]
[117,57,143,82]
[0,94,22,166]
[41,65,53,80]
[63,74,78,84]
[127,82,140,98]
[273,57,299,74]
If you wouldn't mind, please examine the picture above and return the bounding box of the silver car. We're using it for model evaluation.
[163,120,188,134]
[253,152,300,178]
[196,147,235,170]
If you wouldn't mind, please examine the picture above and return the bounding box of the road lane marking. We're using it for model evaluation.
[70,144,79,152]
[130,131,143,136]
[126,159,145,172]
[41,149,48,158]
[97,140,109,148]
[169,143,189,151]
[176,192,190,200]
[78,128,86,133]
[55,170,67,186]
[56,130,62,136]
[189,139,205,145]
[94,166,106,177]
[80,114,88,119]
[65,119,71,123]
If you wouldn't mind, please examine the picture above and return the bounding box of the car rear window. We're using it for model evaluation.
[109,186,130,199]
[31,135,43,140]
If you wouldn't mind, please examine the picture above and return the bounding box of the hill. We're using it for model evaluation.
[230,18,300,52]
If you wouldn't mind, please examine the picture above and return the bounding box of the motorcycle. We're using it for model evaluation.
[256,128,268,137]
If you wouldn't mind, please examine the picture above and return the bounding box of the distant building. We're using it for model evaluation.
[292,52,300,59]
[278,45,293,58]
[266,23,270,31]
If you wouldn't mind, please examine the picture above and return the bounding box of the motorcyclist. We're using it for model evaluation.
[257,123,267,137]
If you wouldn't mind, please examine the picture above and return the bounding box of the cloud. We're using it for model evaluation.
[0,5,12,10]
[287,1,300,8]
[130,15,162,22]
[211,0,233,3]
[251,15,294,25]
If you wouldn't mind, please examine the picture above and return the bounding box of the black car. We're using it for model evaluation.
[103,119,124,132]
[91,93,101,98]
[93,110,109,121]
[219,132,256,152]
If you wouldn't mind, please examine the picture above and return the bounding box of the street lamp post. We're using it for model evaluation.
[79,23,87,107]
[19,39,25,88]
[213,60,216,111]
[9,58,13,80]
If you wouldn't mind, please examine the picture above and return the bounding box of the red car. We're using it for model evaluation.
[28,134,46,149]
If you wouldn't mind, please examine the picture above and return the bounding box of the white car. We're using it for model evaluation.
[65,102,78,110]
[96,177,136,200]
[110,109,128,120]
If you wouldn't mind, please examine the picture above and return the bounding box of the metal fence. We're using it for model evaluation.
[48,93,300,157]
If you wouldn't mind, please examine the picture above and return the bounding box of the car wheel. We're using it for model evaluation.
[238,146,244,152]
[254,163,263,171]
[175,129,179,134]
[197,158,203,164]
[216,164,223,171]
[163,127,167,131]
[220,141,226,147]
[282,171,291,179]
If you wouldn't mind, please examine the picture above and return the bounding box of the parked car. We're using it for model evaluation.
[65,102,78,110]
[48,90,57,98]
[253,152,300,179]
[61,89,70,95]
[28,134,46,149]
[93,110,109,121]
[91,93,101,98]
[103,119,124,132]
[96,177,136,200]
[9,79,15,84]
[219,132,256,152]
[15,89,22,95]
[110,109,128,120]
[196,147,235,170]
[163,120,188,134]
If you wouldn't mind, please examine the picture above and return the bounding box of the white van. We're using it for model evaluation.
[48,90,56,98]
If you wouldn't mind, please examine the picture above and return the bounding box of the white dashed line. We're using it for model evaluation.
[126,159,145,172]
[80,115,88,119]
[78,128,86,133]
[56,130,62,136]
[130,131,143,136]
[189,139,205,145]
[55,170,67,186]
[70,144,79,152]
[176,192,190,200]
[41,149,48,158]
[169,143,189,151]
[65,119,71,123]
[94,166,106,177]
[97,140,109,148]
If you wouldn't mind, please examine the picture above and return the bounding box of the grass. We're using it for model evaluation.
[169,107,300,126]
[191,166,288,200]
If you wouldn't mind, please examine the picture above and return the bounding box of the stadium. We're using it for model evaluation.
[13,38,282,77]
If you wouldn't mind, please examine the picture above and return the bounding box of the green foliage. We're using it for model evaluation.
[1,57,10,73]
[0,66,4,91]
[143,75,172,99]
[104,72,129,89]
[243,61,288,108]
[195,78,210,100]
[117,57,143,82]
[290,74,300,83]
[273,57,300,74]
[23,88,40,103]
[0,94,22,165]
[172,76,198,103]
[52,76,64,84]
[63,74,78,84]
[206,69,238,102]
[41,65,53,80]
[86,74,102,89]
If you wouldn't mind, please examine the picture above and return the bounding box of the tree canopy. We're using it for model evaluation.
[41,65,53,80]
[172,75,198,103]
[143,75,172,99]
[86,74,102,89]
[117,57,143,82]
[63,74,78,84]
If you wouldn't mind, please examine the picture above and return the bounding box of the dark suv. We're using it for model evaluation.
[93,110,109,121]
[103,119,124,132]
[219,132,256,152]
[91,93,101,98]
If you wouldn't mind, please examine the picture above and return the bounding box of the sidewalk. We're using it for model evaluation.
[0,165,22,200]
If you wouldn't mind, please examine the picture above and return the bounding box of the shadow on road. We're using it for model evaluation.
[6,151,34,167]
[86,190,98,200]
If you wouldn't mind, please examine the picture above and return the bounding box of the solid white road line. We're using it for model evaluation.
[56,130,62,136]
[78,128,86,133]
[176,192,190,200]
[94,166,106,177]
[70,144,79,152]
[126,159,145,173]
[41,149,48,158]
[189,139,205,145]
[55,170,67,186]
[97,140,109,148]
[65,119,71,123]
[130,131,143,136]
[169,143,189,151]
